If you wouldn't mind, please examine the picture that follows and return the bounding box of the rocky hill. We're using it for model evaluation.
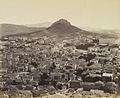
[3,19,94,38]
[47,19,81,34]
[1,19,119,42]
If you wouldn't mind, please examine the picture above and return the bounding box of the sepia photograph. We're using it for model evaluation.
[0,0,120,98]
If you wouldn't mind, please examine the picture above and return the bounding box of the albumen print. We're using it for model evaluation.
[0,0,120,98]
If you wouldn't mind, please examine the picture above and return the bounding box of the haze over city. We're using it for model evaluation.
[0,0,120,29]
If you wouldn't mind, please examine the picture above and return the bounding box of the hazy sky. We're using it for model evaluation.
[0,0,120,29]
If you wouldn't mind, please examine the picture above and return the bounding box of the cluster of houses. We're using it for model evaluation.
[0,35,119,95]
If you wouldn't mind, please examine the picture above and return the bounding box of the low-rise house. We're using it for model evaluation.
[103,82,117,93]
[33,75,41,82]
[25,85,36,90]
[88,46,100,52]
[51,73,62,81]
[81,81,104,91]
[102,73,113,82]
[17,66,25,72]
[99,43,108,48]
[51,72,69,82]
[22,75,33,84]
[69,80,80,88]
[84,74,102,82]
[90,59,99,64]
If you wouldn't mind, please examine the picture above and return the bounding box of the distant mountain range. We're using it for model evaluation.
[25,22,52,28]
[0,24,45,37]
[0,19,119,40]
[80,26,120,35]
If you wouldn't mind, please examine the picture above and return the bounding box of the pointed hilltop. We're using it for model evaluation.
[51,19,71,26]
[47,19,81,34]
